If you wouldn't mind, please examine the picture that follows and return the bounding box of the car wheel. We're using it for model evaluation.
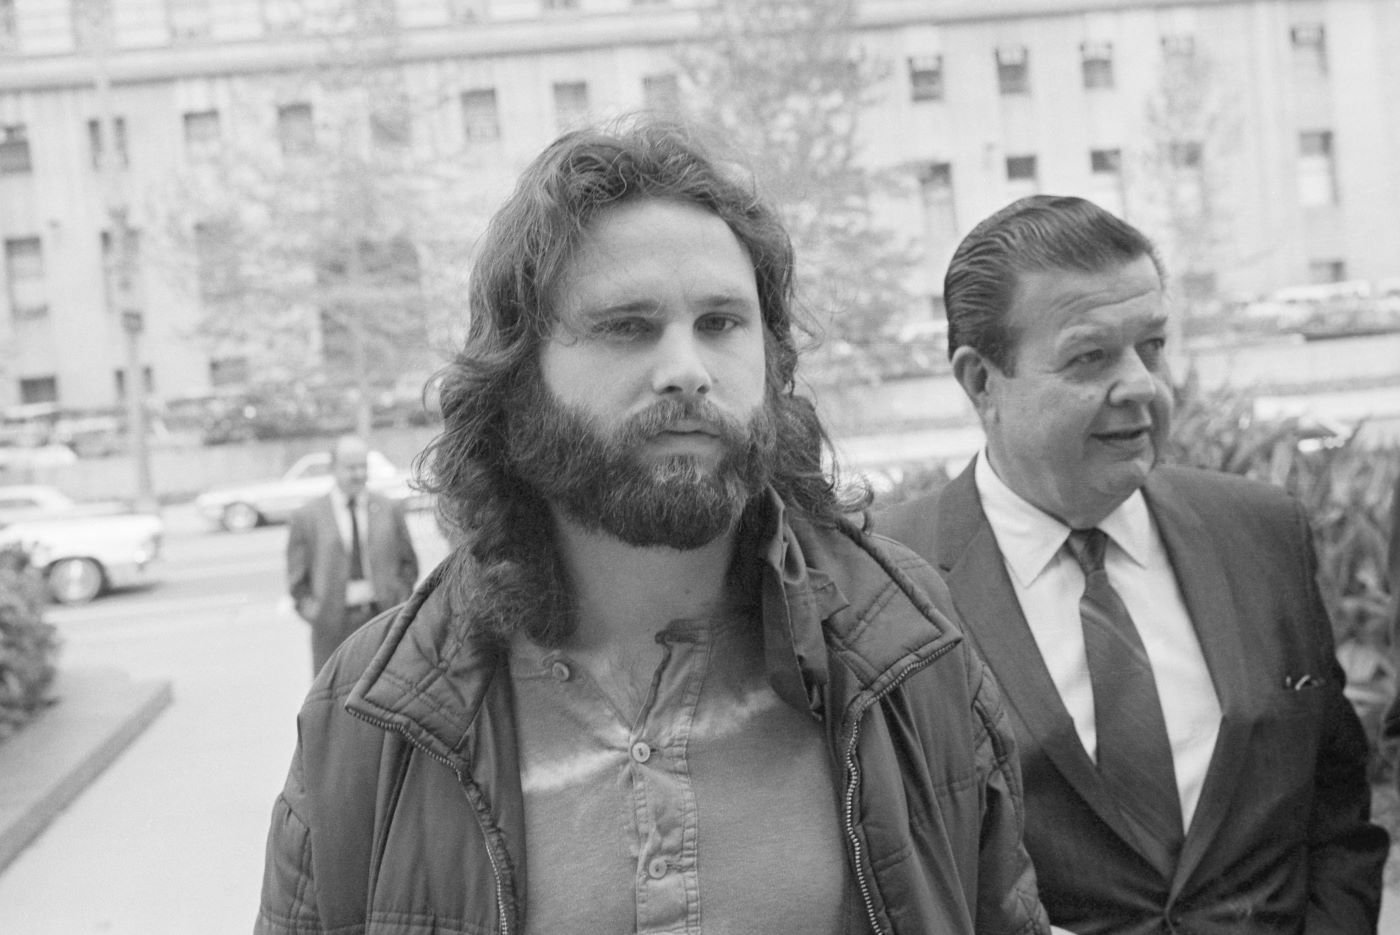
[47,557,105,605]
[221,502,261,533]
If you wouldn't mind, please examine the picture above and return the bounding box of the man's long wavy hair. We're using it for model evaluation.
[416,117,865,646]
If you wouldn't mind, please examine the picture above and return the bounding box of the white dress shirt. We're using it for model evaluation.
[330,487,375,605]
[974,453,1222,832]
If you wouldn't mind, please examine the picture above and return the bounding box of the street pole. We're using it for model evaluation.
[83,0,156,512]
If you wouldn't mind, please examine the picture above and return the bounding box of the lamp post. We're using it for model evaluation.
[82,0,156,512]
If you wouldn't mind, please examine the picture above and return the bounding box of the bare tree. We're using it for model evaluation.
[154,2,485,437]
[677,0,921,380]
[1133,40,1242,314]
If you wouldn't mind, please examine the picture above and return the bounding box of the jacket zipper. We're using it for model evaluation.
[842,640,960,935]
[349,708,512,935]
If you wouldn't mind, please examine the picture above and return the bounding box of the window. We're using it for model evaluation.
[642,73,680,114]
[73,0,112,49]
[0,124,30,174]
[277,103,315,156]
[1308,259,1346,284]
[917,162,957,264]
[908,55,944,102]
[1081,41,1114,90]
[1161,34,1196,60]
[447,0,482,21]
[19,377,57,405]
[1089,148,1124,216]
[262,0,305,34]
[543,0,579,9]
[461,89,500,142]
[168,0,212,40]
[194,220,239,302]
[1291,23,1327,77]
[1006,155,1038,199]
[183,110,221,159]
[355,0,396,27]
[996,46,1030,96]
[370,106,411,150]
[114,366,154,400]
[209,356,249,387]
[101,228,142,314]
[1090,148,1122,174]
[1,0,18,53]
[88,117,129,170]
[5,238,47,319]
[1298,131,1338,206]
[1006,155,1037,180]
[1167,140,1203,169]
[553,81,590,133]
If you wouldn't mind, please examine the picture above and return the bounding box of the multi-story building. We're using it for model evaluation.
[0,0,1397,412]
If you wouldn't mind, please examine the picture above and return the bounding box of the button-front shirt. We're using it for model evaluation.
[975,452,1222,830]
[509,608,852,934]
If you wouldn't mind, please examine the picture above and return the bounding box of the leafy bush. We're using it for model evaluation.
[0,543,60,744]
[1166,375,1398,776]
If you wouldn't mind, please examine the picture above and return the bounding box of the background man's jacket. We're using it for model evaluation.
[287,490,419,671]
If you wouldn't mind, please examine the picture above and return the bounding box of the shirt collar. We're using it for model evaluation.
[331,485,360,511]
[973,450,1152,585]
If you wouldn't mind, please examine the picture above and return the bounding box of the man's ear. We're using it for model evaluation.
[951,346,994,417]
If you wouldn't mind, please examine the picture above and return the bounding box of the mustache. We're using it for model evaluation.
[615,397,751,449]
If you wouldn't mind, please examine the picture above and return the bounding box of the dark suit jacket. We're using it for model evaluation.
[287,490,419,672]
[877,460,1387,935]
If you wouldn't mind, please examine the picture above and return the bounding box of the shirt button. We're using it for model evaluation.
[630,741,652,763]
[646,857,668,879]
[549,661,571,681]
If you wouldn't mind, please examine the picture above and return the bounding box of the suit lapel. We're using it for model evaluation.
[936,466,1150,863]
[1143,471,1253,890]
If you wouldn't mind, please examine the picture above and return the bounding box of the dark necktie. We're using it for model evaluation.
[1067,528,1183,865]
[348,496,364,581]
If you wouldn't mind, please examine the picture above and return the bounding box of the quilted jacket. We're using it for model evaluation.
[254,493,1049,935]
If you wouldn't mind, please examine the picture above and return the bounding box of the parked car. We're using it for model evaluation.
[194,449,428,533]
[0,484,163,604]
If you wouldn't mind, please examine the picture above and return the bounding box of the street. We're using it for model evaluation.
[0,505,449,934]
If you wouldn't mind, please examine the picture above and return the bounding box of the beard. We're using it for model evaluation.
[505,379,778,550]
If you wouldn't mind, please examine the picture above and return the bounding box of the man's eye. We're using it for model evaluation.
[1070,349,1105,366]
[595,318,651,339]
[697,315,739,334]
[1139,337,1167,365]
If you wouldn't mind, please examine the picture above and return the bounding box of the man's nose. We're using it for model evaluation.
[652,326,711,397]
[1108,352,1160,406]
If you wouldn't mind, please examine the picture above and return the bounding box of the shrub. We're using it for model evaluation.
[0,542,60,744]
[1166,374,1398,776]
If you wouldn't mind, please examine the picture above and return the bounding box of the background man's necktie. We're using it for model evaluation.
[348,497,365,581]
[1067,528,1183,865]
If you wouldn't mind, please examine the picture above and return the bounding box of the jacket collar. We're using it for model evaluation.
[937,459,1253,887]
[344,488,882,767]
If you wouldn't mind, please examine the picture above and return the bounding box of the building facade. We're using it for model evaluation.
[0,0,1396,412]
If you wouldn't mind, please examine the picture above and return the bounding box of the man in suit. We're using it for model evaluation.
[287,434,419,673]
[878,195,1388,934]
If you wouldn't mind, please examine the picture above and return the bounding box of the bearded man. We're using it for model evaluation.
[254,118,1049,935]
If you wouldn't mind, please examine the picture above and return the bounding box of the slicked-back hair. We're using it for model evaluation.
[944,194,1164,374]
[415,116,862,644]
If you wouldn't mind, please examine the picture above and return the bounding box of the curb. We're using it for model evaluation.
[0,667,173,873]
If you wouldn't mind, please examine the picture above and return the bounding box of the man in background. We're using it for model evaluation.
[286,433,419,673]
[878,194,1387,934]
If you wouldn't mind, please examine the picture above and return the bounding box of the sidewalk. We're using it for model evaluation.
[0,667,171,872]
